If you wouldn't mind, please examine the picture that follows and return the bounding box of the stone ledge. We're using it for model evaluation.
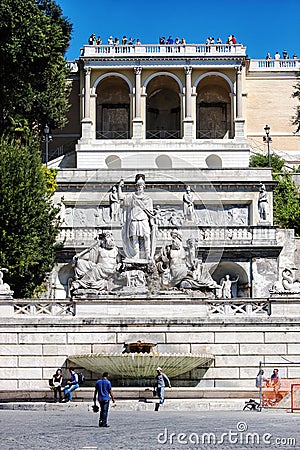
[0,387,259,403]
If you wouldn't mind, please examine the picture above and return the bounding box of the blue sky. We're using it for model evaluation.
[59,0,299,61]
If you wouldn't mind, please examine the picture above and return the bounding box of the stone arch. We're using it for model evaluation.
[194,72,233,92]
[93,72,133,93]
[105,155,121,169]
[145,73,182,139]
[95,74,131,139]
[144,72,183,93]
[194,72,233,139]
[206,154,222,168]
[155,154,173,169]
[211,262,249,298]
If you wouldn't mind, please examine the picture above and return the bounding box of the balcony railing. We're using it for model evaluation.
[96,130,130,139]
[146,130,180,139]
[197,129,229,139]
[81,43,247,58]
[249,58,300,71]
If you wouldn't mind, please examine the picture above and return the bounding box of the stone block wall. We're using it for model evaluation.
[1,299,300,391]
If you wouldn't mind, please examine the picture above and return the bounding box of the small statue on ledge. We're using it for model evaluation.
[0,268,14,298]
[220,274,239,298]
[258,183,269,221]
[183,185,196,222]
[109,185,120,222]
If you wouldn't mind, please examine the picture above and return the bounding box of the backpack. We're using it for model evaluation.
[78,372,85,385]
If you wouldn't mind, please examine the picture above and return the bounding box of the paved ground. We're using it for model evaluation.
[1,405,299,450]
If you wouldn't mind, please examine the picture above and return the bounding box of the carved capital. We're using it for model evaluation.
[234,65,242,75]
[84,66,92,76]
[184,66,192,75]
[134,66,142,75]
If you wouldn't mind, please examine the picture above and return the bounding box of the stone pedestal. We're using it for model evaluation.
[132,118,143,139]
[81,118,93,142]
[234,118,245,139]
[183,119,193,141]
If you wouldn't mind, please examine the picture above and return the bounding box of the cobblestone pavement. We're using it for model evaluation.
[1,407,300,450]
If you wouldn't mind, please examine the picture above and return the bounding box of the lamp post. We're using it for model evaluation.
[43,124,51,167]
[263,124,272,167]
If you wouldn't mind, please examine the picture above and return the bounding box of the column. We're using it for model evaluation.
[185,66,192,118]
[183,66,193,140]
[81,66,93,141]
[84,66,91,119]
[132,66,143,139]
[234,64,245,138]
[235,65,242,119]
[134,67,142,118]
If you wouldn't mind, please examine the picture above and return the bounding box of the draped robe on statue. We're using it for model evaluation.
[122,192,155,259]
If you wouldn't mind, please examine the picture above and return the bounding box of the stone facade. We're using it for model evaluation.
[1,299,300,390]
[3,43,300,394]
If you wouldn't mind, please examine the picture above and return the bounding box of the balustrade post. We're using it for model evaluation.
[132,66,143,139]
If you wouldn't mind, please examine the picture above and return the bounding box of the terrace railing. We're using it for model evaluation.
[249,58,300,71]
[81,43,247,58]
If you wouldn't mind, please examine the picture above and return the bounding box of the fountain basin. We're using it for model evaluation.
[68,352,214,378]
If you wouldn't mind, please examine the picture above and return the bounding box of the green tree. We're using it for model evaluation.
[249,153,285,173]
[0,135,61,297]
[292,72,300,133]
[273,172,300,235]
[250,153,300,235]
[0,0,72,134]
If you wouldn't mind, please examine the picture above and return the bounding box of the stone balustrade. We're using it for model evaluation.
[249,59,300,71]
[1,297,298,318]
[58,225,277,247]
[81,43,246,58]
[207,299,271,316]
[6,301,75,317]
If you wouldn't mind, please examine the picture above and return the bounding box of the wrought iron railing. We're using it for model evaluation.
[96,130,130,139]
[146,130,180,139]
[197,129,229,139]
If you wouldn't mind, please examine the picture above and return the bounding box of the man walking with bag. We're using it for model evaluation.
[93,372,115,427]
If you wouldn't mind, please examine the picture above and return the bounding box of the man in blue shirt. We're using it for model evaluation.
[93,372,115,427]
[156,367,171,405]
[63,368,79,402]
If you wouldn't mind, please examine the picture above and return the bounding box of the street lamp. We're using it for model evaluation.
[43,124,52,167]
[263,124,272,167]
